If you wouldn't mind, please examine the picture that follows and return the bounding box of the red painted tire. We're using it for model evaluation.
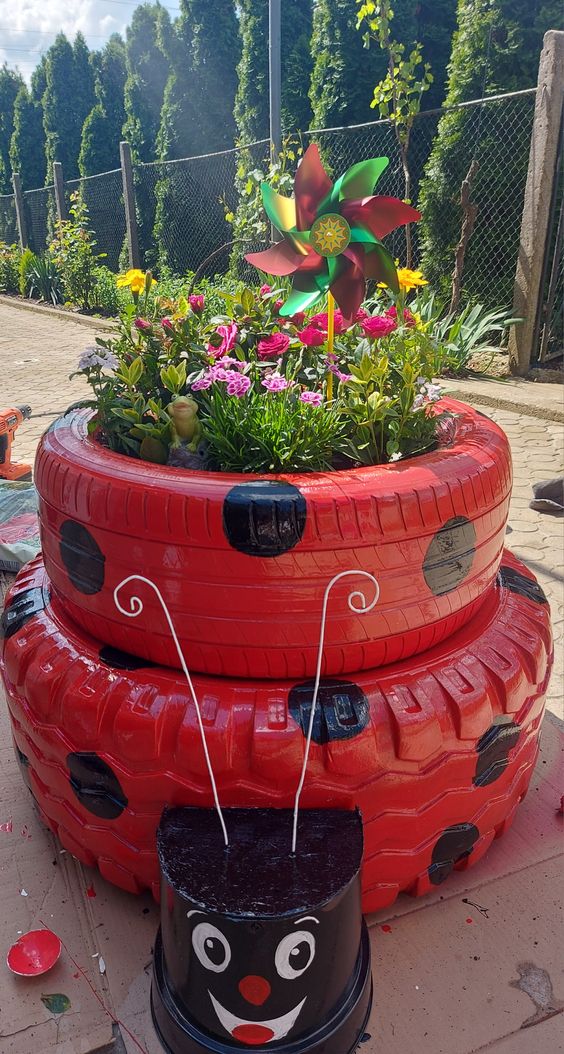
[34,402,512,679]
[1,551,551,913]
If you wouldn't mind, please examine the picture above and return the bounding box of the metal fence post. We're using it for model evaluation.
[53,161,67,222]
[120,141,141,269]
[12,173,28,249]
[508,31,564,375]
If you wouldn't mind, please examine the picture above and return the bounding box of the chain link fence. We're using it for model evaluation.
[0,90,538,312]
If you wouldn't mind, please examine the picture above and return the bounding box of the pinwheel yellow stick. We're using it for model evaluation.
[326,292,335,402]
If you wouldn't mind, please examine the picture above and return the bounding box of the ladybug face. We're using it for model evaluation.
[184,910,321,1045]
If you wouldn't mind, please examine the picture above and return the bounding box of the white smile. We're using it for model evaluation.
[208,991,306,1042]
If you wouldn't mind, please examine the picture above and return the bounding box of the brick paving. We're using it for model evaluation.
[0,301,563,1054]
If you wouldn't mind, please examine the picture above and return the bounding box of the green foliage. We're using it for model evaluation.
[419,0,563,303]
[9,86,46,190]
[19,247,37,295]
[50,192,106,309]
[79,35,127,177]
[412,288,517,372]
[44,33,96,181]
[235,0,313,143]
[0,64,24,193]
[0,242,21,293]
[25,254,64,304]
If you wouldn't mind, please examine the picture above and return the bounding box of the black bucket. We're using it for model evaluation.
[151,807,373,1053]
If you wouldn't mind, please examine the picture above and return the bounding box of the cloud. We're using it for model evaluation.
[0,0,177,81]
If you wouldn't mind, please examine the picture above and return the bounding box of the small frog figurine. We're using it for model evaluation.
[168,396,202,453]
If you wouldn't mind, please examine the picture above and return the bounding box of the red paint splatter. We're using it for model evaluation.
[0,819,13,833]
[73,972,80,979]
[381,924,393,933]
[85,884,96,898]
[466,917,473,924]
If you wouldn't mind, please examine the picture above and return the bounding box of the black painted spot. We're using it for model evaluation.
[60,520,105,595]
[12,740,32,791]
[498,565,547,605]
[222,481,306,557]
[423,516,476,596]
[474,720,521,787]
[99,646,156,671]
[67,752,127,819]
[289,679,369,745]
[428,823,479,886]
[0,586,49,640]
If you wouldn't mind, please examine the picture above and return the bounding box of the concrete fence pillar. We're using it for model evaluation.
[12,172,28,249]
[509,31,564,375]
[53,161,67,223]
[120,141,141,269]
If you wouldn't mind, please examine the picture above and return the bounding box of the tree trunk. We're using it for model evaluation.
[449,159,480,314]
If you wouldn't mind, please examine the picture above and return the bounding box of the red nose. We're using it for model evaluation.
[238,975,271,1006]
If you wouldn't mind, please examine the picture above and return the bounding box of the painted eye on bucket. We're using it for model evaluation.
[192,923,231,973]
[275,931,316,979]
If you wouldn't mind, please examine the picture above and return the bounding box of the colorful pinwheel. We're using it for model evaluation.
[245,144,421,325]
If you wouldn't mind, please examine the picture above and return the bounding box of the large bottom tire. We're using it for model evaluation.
[0,551,552,914]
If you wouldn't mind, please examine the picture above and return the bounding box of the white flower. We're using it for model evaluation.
[78,346,119,371]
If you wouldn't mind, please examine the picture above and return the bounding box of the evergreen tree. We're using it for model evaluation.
[419,0,563,305]
[9,86,46,190]
[44,33,95,181]
[235,0,313,143]
[124,3,171,163]
[0,65,24,193]
[416,0,458,110]
[79,35,127,176]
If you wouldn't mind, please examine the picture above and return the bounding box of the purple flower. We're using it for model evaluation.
[191,374,213,391]
[300,390,323,407]
[257,332,290,360]
[227,374,251,397]
[78,346,118,371]
[189,294,205,314]
[328,363,352,383]
[261,373,289,393]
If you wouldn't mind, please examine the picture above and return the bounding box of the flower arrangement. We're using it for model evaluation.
[75,145,456,474]
[76,266,451,474]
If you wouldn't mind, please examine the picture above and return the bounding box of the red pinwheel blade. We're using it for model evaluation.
[342,196,421,241]
[330,247,366,323]
[245,242,306,277]
[294,144,333,231]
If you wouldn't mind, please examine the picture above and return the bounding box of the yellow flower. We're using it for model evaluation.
[116,269,156,295]
[396,268,428,292]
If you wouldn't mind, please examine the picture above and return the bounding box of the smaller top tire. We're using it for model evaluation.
[35,401,512,679]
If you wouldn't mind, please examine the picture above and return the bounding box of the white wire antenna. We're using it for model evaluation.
[291,570,380,854]
[113,576,229,848]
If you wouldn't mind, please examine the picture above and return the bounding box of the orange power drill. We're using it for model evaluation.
[0,406,32,481]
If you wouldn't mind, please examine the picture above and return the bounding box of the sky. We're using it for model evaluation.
[0,0,180,82]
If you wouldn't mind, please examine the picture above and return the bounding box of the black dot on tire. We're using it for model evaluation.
[428,823,479,886]
[67,752,127,819]
[498,565,547,605]
[222,481,307,556]
[288,679,369,745]
[0,586,49,640]
[474,720,521,787]
[423,516,476,596]
[99,646,156,671]
[60,521,105,595]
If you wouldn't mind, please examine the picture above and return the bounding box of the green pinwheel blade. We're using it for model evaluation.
[321,158,390,211]
[279,283,327,316]
[261,182,297,233]
[349,225,379,244]
[366,242,399,293]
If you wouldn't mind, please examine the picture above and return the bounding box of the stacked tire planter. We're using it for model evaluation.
[0,400,553,913]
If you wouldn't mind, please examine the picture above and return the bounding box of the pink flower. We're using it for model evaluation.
[134,318,151,332]
[257,332,290,360]
[355,307,369,322]
[289,310,306,327]
[309,309,348,334]
[192,374,213,391]
[273,299,284,314]
[328,363,352,382]
[298,326,326,347]
[189,294,205,313]
[161,317,174,331]
[386,306,416,328]
[207,322,238,358]
[262,373,289,392]
[260,284,272,296]
[300,390,323,406]
[227,374,251,397]
[360,315,397,339]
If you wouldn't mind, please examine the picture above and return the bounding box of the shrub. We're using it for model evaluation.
[0,242,21,293]
[49,192,106,310]
[18,247,38,296]
[25,255,63,305]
